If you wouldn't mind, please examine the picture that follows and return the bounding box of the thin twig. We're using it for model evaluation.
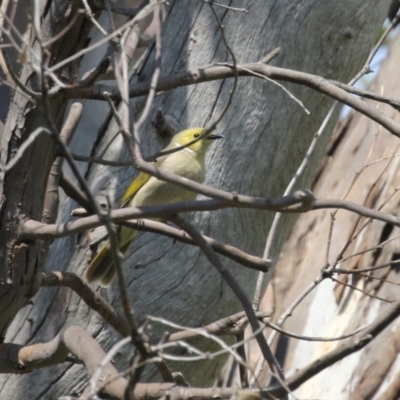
[109,2,161,394]
[250,275,325,387]
[253,103,338,310]
[34,0,141,371]
[203,0,248,13]
[338,234,400,263]
[148,316,251,370]
[265,320,367,343]
[332,81,400,112]
[134,6,162,131]
[90,336,131,397]
[71,153,131,166]
[334,259,400,275]
[48,1,164,73]
[356,272,400,287]
[77,56,111,88]
[267,276,325,347]
[329,275,392,303]
[350,6,400,84]
[265,301,400,398]
[205,2,238,133]
[236,65,309,114]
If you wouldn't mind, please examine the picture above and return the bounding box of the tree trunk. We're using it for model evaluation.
[268,29,400,400]
[0,0,392,398]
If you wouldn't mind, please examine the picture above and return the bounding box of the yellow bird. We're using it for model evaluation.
[86,127,222,286]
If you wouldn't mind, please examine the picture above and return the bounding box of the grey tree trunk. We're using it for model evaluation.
[0,0,392,398]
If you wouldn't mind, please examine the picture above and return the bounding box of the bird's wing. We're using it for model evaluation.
[120,171,151,207]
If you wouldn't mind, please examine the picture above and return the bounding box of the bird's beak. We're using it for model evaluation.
[207,134,223,140]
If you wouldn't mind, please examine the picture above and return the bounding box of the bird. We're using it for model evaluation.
[85,127,222,286]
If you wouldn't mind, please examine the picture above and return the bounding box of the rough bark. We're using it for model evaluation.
[0,0,392,398]
[0,0,93,338]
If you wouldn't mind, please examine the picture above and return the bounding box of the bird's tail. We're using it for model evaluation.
[85,241,115,286]
[86,228,136,286]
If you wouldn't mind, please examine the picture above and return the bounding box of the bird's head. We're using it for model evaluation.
[170,127,222,156]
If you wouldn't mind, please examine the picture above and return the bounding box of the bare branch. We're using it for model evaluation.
[44,102,83,223]
[48,0,164,74]
[265,320,367,343]
[20,192,400,242]
[134,6,162,131]
[165,310,272,343]
[149,316,251,369]
[42,271,129,336]
[334,259,400,275]
[265,300,400,398]
[205,1,239,132]
[332,81,400,111]
[329,276,392,303]
[202,1,249,13]
[19,192,308,239]
[350,6,400,84]
[121,219,271,272]
[59,172,93,212]
[171,216,288,391]
[253,102,338,310]
[71,153,132,166]
[68,61,400,139]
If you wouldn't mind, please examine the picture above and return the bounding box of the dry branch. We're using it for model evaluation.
[265,300,400,398]
[121,219,271,272]
[21,193,400,241]
[42,271,129,336]
[67,61,400,139]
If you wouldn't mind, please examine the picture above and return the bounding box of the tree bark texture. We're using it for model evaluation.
[0,0,392,398]
[267,30,400,400]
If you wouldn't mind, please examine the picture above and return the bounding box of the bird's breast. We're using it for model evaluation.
[131,151,205,207]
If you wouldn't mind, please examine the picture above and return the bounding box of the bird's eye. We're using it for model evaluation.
[194,133,200,138]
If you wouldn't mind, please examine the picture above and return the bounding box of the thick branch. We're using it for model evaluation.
[0,325,266,399]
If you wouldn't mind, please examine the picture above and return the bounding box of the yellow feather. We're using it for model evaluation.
[120,172,151,207]
[85,127,221,286]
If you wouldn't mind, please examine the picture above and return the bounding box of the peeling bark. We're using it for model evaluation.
[269,29,400,400]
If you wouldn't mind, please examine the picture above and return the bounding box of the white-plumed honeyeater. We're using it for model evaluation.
[86,127,222,286]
